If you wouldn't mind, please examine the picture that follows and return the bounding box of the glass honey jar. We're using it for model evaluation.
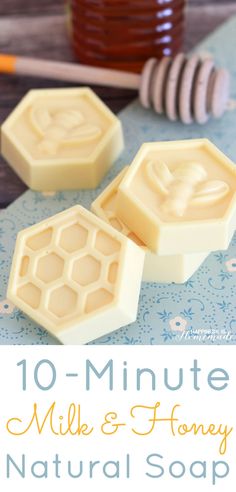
[68,0,186,72]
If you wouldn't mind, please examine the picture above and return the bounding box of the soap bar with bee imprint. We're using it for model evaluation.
[91,167,209,283]
[7,205,144,344]
[1,88,124,190]
[116,139,236,254]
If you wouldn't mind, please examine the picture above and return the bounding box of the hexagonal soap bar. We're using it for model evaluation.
[1,87,123,190]
[117,139,236,255]
[7,205,145,344]
[92,167,209,283]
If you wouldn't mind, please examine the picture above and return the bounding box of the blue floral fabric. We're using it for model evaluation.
[0,16,236,345]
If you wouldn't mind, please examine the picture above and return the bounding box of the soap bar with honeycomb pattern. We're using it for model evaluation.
[116,139,236,254]
[91,167,209,283]
[1,88,124,190]
[7,205,145,344]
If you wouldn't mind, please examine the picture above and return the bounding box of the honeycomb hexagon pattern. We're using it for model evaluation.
[7,205,145,344]
[117,139,236,255]
[1,88,124,191]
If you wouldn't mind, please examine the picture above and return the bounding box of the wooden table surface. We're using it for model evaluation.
[0,0,235,208]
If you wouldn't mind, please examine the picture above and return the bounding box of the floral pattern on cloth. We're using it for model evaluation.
[225,259,236,272]
[0,299,15,314]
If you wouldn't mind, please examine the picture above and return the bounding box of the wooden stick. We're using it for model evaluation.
[0,53,230,124]
[0,53,140,90]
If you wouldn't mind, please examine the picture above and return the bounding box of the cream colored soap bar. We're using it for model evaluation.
[1,88,124,191]
[117,139,236,255]
[7,205,144,344]
[91,168,209,283]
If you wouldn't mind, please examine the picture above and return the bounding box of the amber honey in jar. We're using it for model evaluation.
[68,0,186,72]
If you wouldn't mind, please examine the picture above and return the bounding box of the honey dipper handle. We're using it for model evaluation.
[0,53,140,90]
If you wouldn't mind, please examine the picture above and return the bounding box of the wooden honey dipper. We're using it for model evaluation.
[0,52,230,125]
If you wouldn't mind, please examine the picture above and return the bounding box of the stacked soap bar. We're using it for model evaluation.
[7,205,144,344]
[92,167,209,283]
[92,139,236,283]
[1,88,123,190]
